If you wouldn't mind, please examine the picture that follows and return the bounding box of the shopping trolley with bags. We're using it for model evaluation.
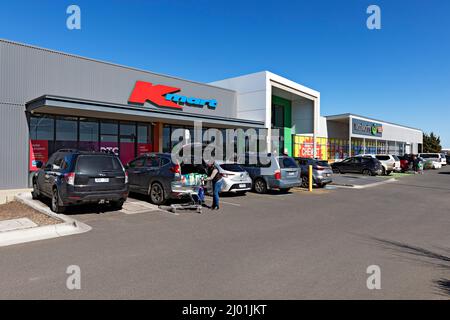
[168,174,207,214]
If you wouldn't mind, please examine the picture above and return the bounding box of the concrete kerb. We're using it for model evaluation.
[332,178,397,189]
[0,193,92,247]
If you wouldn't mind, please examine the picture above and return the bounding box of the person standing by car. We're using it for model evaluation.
[206,161,223,210]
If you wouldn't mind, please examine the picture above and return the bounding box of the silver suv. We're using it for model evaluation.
[241,153,301,194]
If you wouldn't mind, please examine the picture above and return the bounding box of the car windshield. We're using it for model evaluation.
[279,157,298,169]
[76,155,122,174]
[219,163,245,172]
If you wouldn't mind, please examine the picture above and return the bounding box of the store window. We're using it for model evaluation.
[137,124,153,156]
[79,118,99,151]
[29,115,54,171]
[55,116,78,151]
[100,121,118,155]
[119,122,136,165]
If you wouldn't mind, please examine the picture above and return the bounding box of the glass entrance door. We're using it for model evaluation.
[119,122,136,165]
[271,104,285,154]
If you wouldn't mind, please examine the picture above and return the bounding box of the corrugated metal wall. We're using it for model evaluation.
[0,103,29,189]
[0,39,238,190]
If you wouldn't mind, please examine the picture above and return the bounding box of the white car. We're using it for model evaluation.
[440,153,447,166]
[214,161,252,194]
[418,153,444,169]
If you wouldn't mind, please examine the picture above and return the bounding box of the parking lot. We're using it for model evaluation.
[0,166,449,299]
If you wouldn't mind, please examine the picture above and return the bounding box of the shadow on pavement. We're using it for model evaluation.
[38,196,122,215]
[368,237,450,297]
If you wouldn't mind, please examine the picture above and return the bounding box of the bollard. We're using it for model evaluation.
[308,164,313,192]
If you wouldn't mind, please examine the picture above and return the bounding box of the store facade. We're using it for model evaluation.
[0,39,423,190]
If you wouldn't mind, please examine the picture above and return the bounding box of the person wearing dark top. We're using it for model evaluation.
[206,162,223,210]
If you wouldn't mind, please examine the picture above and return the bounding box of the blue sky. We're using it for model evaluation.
[1,0,449,146]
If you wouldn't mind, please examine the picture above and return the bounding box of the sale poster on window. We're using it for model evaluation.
[29,140,48,171]
[293,136,328,160]
[137,143,152,156]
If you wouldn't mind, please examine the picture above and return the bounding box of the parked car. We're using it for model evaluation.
[241,153,301,194]
[126,153,208,205]
[440,153,447,166]
[294,157,333,188]
[446,154,450,164]
[214,161,252,194]
[355,154,400,175]
[418,153,443,169]
[398,154,413,172]
[32,149,129,213]
[331,156,383,176]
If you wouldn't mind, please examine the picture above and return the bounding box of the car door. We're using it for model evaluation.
[352,157,364,173]
[43,153,64,195]
[126,157,145,191]
[140,156,160,190]
[338,158,353,173]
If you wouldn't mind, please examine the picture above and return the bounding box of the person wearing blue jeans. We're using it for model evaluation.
[206,162,223,210]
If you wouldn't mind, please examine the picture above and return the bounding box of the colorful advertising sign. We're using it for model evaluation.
[352,119,383,137]
[293,136,328,160]
[29,140,49,171]
[128,81,217,110]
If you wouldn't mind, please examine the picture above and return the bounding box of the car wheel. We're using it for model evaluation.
[317,183,325,188]
[386,170,392,175]
[253,178,267,194]
[51,188,65,213]
[362,169,372,176]
[112,199,125,210]
[382,167,386,175]
[150,183,165,205]
[301,176,309,188]
[280,188,290,193]
[31,180,40,200]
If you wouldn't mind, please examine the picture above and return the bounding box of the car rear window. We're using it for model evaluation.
[314,160,330,167]
[392,155,400,161]
[376,155,390,161]
[76,155,122,174]
[219,163,245,172]
[279,157,298,169]
[421,154,438,159]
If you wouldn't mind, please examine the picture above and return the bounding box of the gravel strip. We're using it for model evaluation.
[0,201,61,226]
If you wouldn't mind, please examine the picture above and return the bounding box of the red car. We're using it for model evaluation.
[398,154,414,172]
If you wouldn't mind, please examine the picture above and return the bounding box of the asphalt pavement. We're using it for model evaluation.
[0,167,449,299]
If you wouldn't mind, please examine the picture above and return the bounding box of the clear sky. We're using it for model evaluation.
[1,0,449,146]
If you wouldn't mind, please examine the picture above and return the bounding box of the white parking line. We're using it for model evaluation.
[219,200,241,207]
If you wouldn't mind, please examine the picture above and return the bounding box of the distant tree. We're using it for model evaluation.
[423,132,442,153]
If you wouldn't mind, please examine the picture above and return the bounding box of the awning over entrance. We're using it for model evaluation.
[26,95,265,129]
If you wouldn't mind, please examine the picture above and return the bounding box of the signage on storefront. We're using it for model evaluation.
[352,119,383,137]
[29,140,49,171]
[128,81,217,110]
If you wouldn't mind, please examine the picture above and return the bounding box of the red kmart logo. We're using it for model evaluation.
[128,81,217,110]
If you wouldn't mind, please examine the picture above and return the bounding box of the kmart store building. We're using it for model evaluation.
[0,39,422,191]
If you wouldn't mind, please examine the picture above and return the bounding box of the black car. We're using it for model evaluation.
[32,149,129,213]
[331,156,383,176]
[126,153,207,205]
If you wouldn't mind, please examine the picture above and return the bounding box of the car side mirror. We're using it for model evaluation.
[35,161,43,169]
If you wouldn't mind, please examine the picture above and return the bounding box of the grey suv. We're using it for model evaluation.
[294,157,333,188]
[241,153,301,194]
[32,150,129,213]
[126,153,207,205]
